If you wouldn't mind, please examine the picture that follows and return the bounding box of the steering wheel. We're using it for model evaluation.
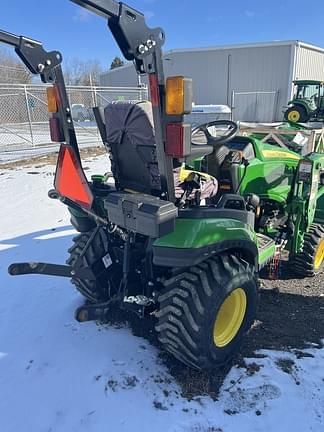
[191,120,239,147]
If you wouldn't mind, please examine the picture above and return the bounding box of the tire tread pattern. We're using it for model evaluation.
[156,255,257,370]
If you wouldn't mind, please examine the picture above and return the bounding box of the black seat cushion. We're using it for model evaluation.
[104,101,161,194]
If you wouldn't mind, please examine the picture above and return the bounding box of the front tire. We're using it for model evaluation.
[290,224,324,277]
[155,255,258,370]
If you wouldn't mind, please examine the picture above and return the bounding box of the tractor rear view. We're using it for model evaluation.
[1,0,323,371]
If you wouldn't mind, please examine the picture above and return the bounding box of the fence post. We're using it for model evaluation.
[92,84,98,108]
[24,85,34,147]
[93,86,100,139]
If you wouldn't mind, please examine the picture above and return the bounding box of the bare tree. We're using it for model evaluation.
[0,47,32,84]
[63,58,103,86]
[110,56,124,70]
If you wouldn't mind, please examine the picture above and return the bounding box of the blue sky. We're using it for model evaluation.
[1,0,324,71]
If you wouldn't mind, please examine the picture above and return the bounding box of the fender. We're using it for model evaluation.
[153,217,258,267]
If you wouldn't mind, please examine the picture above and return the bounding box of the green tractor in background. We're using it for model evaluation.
[1,0,324,371]
[284,80,324,123]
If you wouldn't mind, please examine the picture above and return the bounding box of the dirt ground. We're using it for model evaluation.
[97,256,324,399]
[104,259,323,401]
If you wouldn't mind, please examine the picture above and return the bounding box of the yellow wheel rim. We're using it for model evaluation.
[314,239,324,270]
[213,288,247,348]
[287,110,300,122]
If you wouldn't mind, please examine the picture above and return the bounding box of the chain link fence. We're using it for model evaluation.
[0,83,148,163]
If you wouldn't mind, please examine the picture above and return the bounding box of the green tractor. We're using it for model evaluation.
[284,80,324,123]
[2,0,324,371]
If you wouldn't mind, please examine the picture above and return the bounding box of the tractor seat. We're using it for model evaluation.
[93,101,214,195]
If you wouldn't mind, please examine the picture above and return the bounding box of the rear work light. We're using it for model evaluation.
[166,76,193,116]
[166,123,191,158]
[54,144,93,209]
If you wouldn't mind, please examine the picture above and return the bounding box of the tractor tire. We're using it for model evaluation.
[290,223,324,277]
[66,228,114,302]
[155,255,259,370]
[284,106,308,123]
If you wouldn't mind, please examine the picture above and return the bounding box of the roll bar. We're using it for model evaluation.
[70,0,175,200]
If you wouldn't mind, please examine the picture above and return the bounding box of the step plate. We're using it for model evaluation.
[257,233,276,269]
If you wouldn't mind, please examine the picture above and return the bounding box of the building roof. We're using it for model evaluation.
[102,40,324,75]
[167,40,324,55]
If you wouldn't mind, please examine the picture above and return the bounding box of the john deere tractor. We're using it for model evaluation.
[2,0,324,371]
[284,80,324,123]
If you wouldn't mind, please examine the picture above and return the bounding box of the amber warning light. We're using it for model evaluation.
[54,145,93,209]
[166,76,193,116]
[47,85,64,142]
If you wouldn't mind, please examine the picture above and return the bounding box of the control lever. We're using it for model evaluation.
[179,173,201,208]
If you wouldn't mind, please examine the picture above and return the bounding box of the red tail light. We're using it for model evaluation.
[49,117,64,142]
[149,74,160,107]
[166,123,191,157]
[54,144,93,209]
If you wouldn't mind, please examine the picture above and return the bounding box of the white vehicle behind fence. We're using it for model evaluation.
[71,104,91,122]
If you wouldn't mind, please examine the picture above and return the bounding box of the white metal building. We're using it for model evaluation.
[100,41,324,122]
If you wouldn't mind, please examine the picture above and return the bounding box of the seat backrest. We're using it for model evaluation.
[94,100,214,195]
[99,101,162,194]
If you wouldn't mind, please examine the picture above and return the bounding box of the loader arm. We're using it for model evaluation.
[0,29,80,160]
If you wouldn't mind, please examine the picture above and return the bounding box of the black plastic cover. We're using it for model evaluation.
[104,192,178,238]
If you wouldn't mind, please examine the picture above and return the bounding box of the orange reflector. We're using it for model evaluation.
[166,76,192,115]
[46,87,58,113]
[54,144,93,209]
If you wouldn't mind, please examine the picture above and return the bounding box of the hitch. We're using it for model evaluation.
[75,299,118,322]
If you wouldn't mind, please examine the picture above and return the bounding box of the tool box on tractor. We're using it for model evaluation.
[1,0,323,371]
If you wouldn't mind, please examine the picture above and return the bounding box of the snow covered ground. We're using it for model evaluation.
[0,155,323,432]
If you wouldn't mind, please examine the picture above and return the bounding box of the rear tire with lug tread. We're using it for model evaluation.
[66,228,111,303]
[155,255,259,370]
